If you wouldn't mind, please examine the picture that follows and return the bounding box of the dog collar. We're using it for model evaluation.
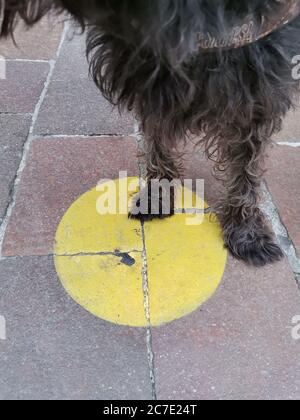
[197,0,300,51]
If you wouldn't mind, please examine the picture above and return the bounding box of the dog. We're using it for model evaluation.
[1,0,300,267]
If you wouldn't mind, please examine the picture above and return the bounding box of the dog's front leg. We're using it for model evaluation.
[129,123,183,222]
[218,123,284,267]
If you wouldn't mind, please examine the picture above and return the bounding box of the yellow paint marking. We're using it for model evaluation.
[54,177,227,327]
[144,214,227,326]
[55,254,147,326]
[54,181,143,255]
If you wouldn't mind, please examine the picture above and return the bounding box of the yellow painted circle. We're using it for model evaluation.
[54,177,227,327]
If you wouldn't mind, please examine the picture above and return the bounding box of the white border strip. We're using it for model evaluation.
[0,24,69,258]
[277,141,300,147]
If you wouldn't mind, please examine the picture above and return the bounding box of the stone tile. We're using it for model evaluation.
[153,257,300,400]
[0,256,152,400]
[34,32,134,136]
[34,81,134,136]
[0,18,63,60]
[266,144,300,256]
[0,61,49,113]
[2,137,139,257]
[274,106,300,143]
[0,115,31,223]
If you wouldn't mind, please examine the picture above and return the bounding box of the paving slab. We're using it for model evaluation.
[274,106,300,143]
[0,18,63,60]
[34,31,134,136]
[152,257,300,400]
[2,136,139,257]
[0,115,31,224]
[0,256,152,400]
[0,61,49,114]
[266,144,300,256]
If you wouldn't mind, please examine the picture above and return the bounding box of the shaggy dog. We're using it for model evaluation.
[1,0,300,267]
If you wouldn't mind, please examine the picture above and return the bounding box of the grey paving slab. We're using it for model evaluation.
[0,18,63,60]
[34,31,134,136]
[0,256,153,400]
[152,257,300,400]
[0,114,31,224]
[0,61,49,114]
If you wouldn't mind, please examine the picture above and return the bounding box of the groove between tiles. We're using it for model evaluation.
[0,24,69,259]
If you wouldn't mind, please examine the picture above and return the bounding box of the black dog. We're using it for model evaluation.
[1,0,300,266]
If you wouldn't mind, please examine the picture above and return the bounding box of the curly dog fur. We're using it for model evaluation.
[1,0,300,266]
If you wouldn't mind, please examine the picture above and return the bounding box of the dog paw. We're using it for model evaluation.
[223,223,284,267]
[128,185,175,222]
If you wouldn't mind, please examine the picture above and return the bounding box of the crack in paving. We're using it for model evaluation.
[277,141,300,148]
[140,220,157,401]
[135,126,157,400]
[54,250,139,267]
[1,250,142,260]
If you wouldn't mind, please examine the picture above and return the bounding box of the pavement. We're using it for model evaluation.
[0,18,300,401]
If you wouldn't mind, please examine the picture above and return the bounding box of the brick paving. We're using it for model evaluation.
[0,19,299,400]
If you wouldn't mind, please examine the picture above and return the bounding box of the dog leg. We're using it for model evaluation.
[218,124,284,267]
[129,126,183,222]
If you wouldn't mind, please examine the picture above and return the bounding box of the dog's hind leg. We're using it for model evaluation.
[129,122,184,222]
[217,121,284,267]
